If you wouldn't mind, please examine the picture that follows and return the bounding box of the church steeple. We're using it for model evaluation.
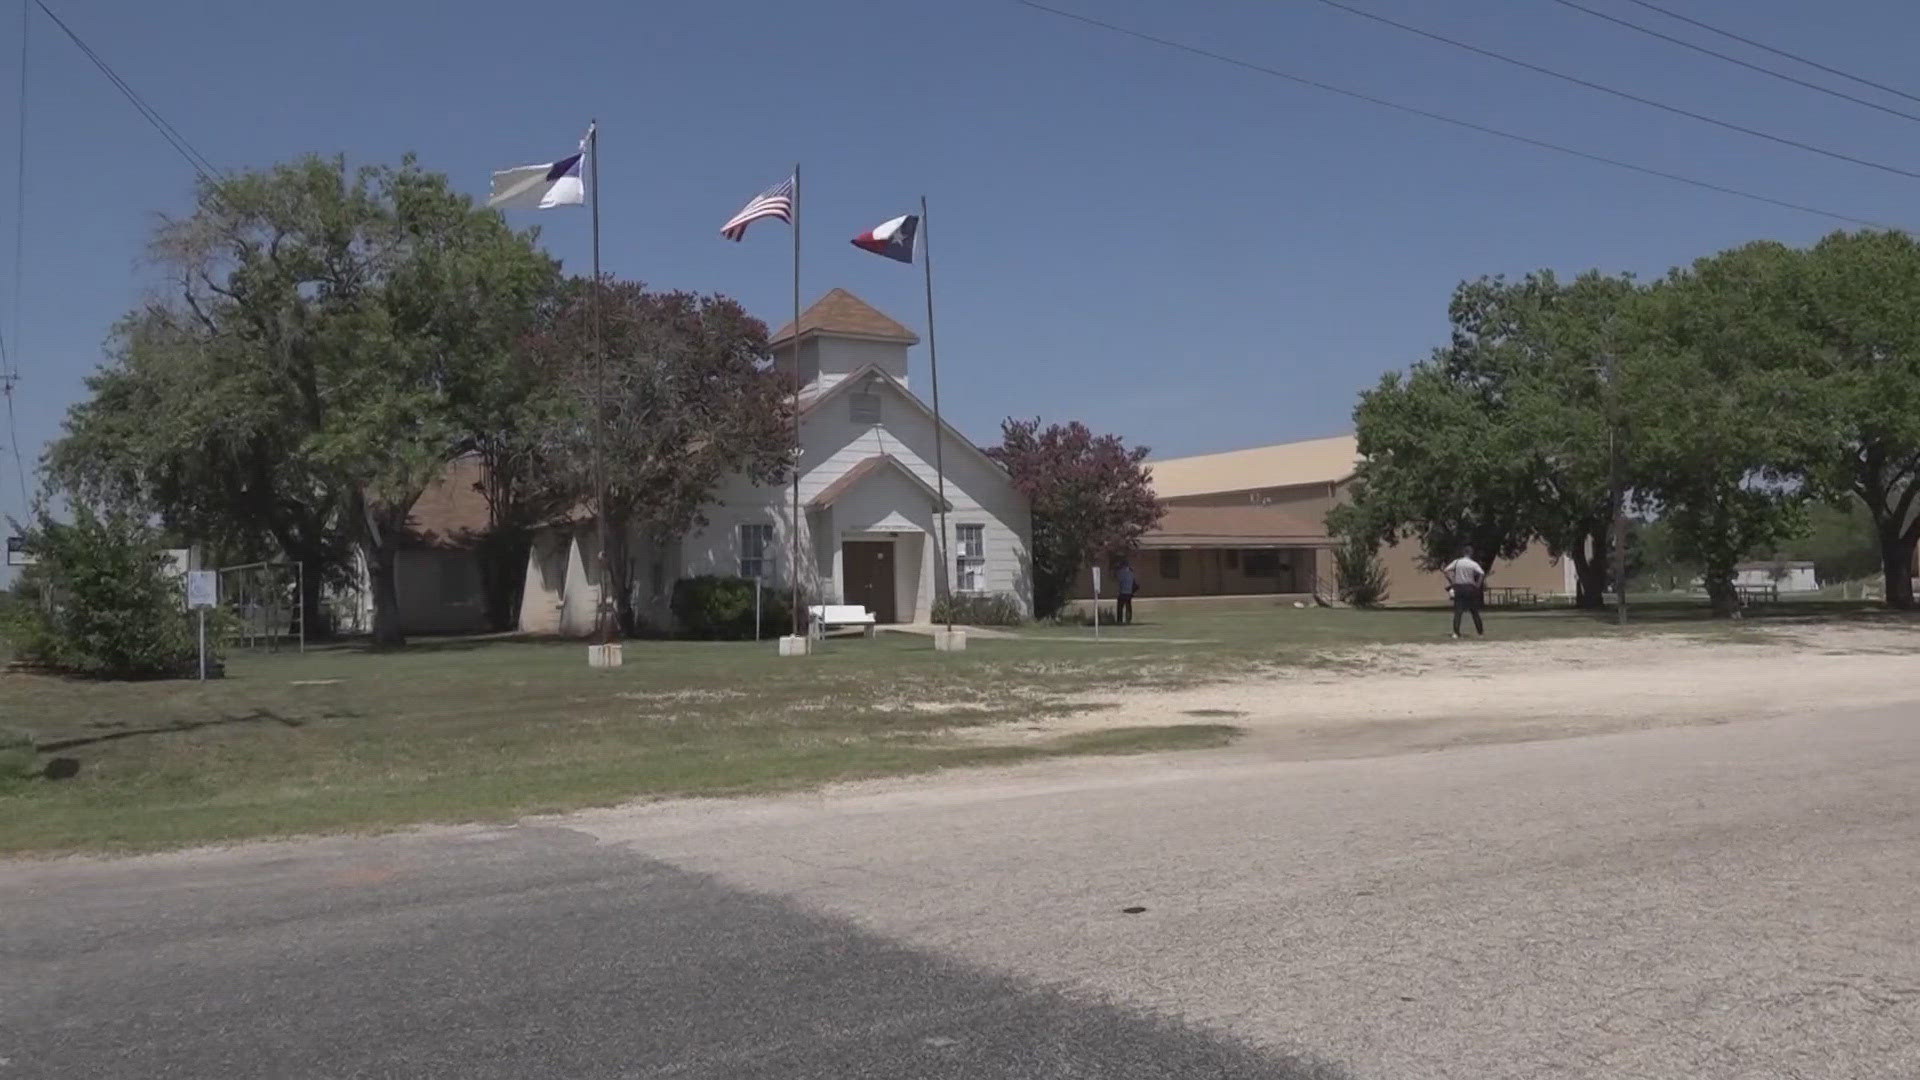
[770,289,919,392]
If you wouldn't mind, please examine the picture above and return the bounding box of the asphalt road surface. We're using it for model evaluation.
[5,703,1916,1079]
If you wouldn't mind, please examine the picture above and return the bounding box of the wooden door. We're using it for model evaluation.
[842,542,898,624]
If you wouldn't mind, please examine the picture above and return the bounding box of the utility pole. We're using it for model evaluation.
[1605,349,1627,626]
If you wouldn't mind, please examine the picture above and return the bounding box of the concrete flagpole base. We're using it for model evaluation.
[587,643,624,668]
[778,635,814,657]
[933,628,968,653]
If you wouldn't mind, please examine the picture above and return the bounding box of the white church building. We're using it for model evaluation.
[517,289,1033,635]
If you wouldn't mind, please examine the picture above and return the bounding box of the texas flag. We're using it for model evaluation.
[850,213,919,263]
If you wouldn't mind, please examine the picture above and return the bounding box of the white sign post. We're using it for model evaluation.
[1091,565,1102,640]
[186,570,218,681]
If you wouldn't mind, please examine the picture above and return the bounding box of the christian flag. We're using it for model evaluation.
[850,213,919,263]
[489,143,586,210]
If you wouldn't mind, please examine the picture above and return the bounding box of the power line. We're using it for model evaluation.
[4,0,30,507]
[1550,0,1920,126]
[3,377,29,511]
[10,0,24,382]
[1306,0,1920,184]
[1620,0,1920,108]
[31,0,220,181]
[1014,1,1899,230]
[6,1,28,510]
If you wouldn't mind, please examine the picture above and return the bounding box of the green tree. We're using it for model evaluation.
[1333,371,1538,571]
[51,307,350,637]
[1623,516,1695,592]
[523,279,792,636]
[2,506,200,677]
[989,419,1163,619]
[1624,245,1811,615]
[1789,230,1920,607]
[1332,534,1389,607]
[1337,271,1639,606]
[50,156,560,646]
[1766,499,1882,587]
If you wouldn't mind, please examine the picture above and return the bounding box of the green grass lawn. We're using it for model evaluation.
[0,598,1897,855]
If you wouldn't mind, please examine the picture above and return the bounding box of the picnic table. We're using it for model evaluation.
[1483,585,1538,606]
[1733,582,1779,605]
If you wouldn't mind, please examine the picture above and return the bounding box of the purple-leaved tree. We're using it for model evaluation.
[989,418,1163,618]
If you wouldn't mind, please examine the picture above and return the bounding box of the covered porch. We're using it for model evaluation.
[1129,545,1325,598]
[1078,503,1335,600]
[809,453,952,625]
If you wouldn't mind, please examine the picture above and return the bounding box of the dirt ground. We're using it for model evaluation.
[958,623,1920,761]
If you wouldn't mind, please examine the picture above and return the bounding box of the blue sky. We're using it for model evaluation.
[5,0,1920,534]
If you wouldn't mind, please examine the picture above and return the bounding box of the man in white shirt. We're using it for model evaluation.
[1443,549,1486,638]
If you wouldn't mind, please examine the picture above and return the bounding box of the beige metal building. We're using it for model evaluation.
[1094,434,1570,606]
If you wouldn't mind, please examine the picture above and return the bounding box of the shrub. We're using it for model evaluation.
[3,508,203,677]
[930,591,1026,627]
[1048,603,1116,627]
[0,726,37,789]
[1334,536,1391,607]
[670,576,805,640]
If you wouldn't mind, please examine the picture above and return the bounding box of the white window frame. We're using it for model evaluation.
[738,523,775,581]
[954,524,986,593]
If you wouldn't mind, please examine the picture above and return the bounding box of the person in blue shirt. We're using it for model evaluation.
[1115,559,1138,625]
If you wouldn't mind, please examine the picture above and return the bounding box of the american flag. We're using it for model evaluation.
[721,175,796,241]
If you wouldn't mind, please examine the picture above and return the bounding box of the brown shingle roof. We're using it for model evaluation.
[403,456,493,549]
[770,288,919,347]
[808,454,951,512]
[1137,504,1330,549]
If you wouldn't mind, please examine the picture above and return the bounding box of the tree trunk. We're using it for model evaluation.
[1564,523,1610,609]
[1703,568,1739,618]
[366,542,406,647]
[297,561,329,640]
[1569,543,1592,608]
[1880,530,1916,609]
[610,549,636,638]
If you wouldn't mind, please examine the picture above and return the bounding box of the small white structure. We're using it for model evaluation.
[519,289,1033,635]
[1733,561,1820,594]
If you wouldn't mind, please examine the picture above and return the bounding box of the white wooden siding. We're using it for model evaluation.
[521,338,1032,633]
[679,373,1030,620]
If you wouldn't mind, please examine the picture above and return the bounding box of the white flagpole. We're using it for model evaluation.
[790,163,803,641]
[588,120,612,647]
[920,196,952,635]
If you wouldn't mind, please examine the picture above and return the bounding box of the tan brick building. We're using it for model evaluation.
[1087,434,1569,606]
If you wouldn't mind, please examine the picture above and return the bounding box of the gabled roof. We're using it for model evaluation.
[770,288,920,348]
[809,454,953,512]
[798,362,1011,481]
[403,455,492,549]
[1147,435,1361,499]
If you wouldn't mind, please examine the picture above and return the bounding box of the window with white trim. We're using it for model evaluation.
[739,524,775,580]
[954,524,986,593]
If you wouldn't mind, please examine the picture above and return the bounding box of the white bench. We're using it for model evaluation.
[809,604,878,639]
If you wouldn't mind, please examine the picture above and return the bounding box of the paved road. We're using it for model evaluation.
[4,703,1917,1079]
